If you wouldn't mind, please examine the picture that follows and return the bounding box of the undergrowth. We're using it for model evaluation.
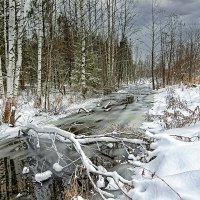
[147,87,200,129]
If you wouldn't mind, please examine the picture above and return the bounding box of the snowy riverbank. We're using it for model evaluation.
[129,84,200,200]
[1,83,200,200]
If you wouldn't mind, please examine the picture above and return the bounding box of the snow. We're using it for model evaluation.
[128,154,137,161]
[72,196,84,200]
[142,84,200,133]
[107,143,114,148]
[16,193,23,198]
[53,162,64,172]
[101,84,200,199]
[22,167,29,174]
[105,177,121,190]
[1,84,200,199]
[97,175,105,188]
[129,84,200,200]
[0,92,101,140]
[35,170,52,183]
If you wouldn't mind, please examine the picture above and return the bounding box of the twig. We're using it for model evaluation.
[138,166,183,200]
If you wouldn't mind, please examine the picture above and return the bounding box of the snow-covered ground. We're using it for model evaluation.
[1,83,200,200]
[0,91,101,140]
[128,84,200,200]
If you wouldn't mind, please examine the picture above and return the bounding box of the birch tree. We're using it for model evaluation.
[80,0,87,98]
[0,56,4,100]
[151,0,156,90]
[34,0,43,108]
[106,0,111,87]
[4,0,8,71]
[4,0,15,123]
[13,0,26,99]
[3,0,26,124]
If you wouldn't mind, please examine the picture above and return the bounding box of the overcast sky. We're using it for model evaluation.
[134,0,200,59]
[137,0,200,26]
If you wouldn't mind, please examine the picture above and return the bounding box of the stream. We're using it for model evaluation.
[0,84,154,200]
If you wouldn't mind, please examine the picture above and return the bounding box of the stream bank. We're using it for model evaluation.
[0,84,154,199]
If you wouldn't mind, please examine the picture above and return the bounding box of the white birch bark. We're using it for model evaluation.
[38,0,42,96]
[4,0,8,71]
[80,0,87,97]
[7,0,15,99]
[81,37,86,86]
[0,56,5,100]
[13,0,26,99]
[107,0,111,87]
[35,0,43,107]
[4,0,15,123]
[0,56,4,123]
[111,0,116,86]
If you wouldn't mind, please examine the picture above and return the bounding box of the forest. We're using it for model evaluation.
[0,0,200,200]
[0,0,199,120]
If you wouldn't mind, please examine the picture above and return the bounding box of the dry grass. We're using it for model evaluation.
[63,166,92,200]
[147,88,200,129]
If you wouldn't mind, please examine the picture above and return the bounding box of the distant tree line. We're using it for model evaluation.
[135,0,200,89]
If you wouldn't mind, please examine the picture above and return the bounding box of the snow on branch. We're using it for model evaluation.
[22,123,135,199]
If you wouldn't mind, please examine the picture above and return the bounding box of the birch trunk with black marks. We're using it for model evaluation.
[4,0,8,71]
[111,0,116,86]
[13,0,25,100]
[80,0,87,99]
[0,56,5,124]
[107,0,111,87]
[34,0,43,108]
[0,56,5,101]
[4,0,15,123]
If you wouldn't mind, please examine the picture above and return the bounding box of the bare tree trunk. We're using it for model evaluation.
[4,0,15,123]
[0,56,5,100]
[107,0,111,87]
[188,38,193,84]
[35,0,43,108]
[161,32,166,87]
[151,0,155,90]
[0,56,5,124]
[80,0,87,98]
[110,0,116,87]
[4,0,8,71]
[13,0,25,99]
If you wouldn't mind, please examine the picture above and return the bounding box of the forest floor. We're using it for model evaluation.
[1,83,200,200]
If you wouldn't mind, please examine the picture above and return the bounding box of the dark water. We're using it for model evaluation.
[0,135,74,200]
[0,133,131,200]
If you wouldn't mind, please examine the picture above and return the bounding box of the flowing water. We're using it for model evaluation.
[0,85,154,200]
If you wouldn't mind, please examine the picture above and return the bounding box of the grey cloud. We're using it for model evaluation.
[137,0,200,26]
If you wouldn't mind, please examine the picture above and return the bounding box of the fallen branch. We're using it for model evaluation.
[22,123,135,199]
[103,101,111,109]
[78,108,91,113]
